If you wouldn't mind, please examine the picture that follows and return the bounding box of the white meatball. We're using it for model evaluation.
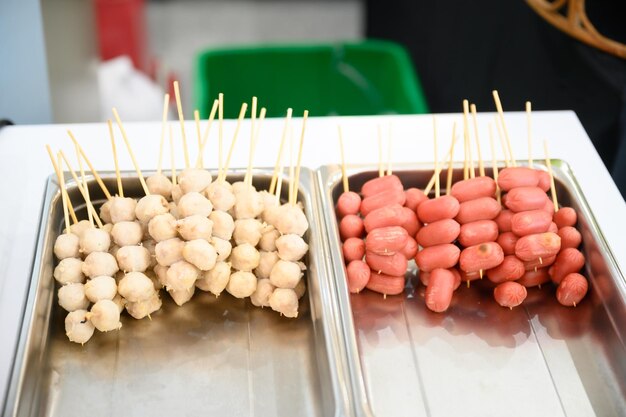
[226,271,257,298]
[168,286,195,306]
[178,192,213,218]
[275,204,308,236]
[209,210,235,240]
[233,189,264,219]
[262,204,281,227]
[145,268,162,290]
[168,202,179,219]
[232,181,255,194]
[126,293,162,319]
[233,219,263,246]
[142,239,158,269]
[211,237,232,262]
[258,225,280,252]
[196,261,231,296]
[87,299,121,332]
[269,260,302,289]
[116,245,151,272]
[70,220,92,239]
[118,272,155,302]
[148,213,177,242]
[294,278,306,299]
[250,278,275,307]
[54,233,80,260]
[153,264,169,288]
[54,257,85,284]
[178,168,212,194]
[164,260,199,292]
[112,293,126,313]
[79,227,111,255]
[111,221,143,246]
[255,251,279,279]
[84,275,117,302]
[58,283,89,312]
[205,181,236,211]
[230,243,260,272]
[182,239,217,271]
[65,309,95,344]
[269,288,299,318]
[109,196,137,223]
[135,194,169,223]
[177,215,213,241]
[155,238,185,266]
[147,173,173,199]
[102,223,113,234]
[99,200,112,224]
[276,234,309,262]
[82,251,118,278]
[259,190,279,213]
[171,184,183,204]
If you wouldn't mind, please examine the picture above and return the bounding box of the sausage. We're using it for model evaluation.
[336,191,362,218]
[346,260,370,293]
[497,167,540,191]
[536,170,551,192]
[339,214,364,241]
[542,199,555,214]
[495,210,514,233]
[515,232,561,261]
[505,187,549,212]
[419,268,460,289]
[417,195,460,224]
[554,207,577,228]
[556,273,588,306]
[458,220,498,247]
[365,226,409,255]
[459,242,504,273]
[486,255,525,284]
[493,281,527,308]
[342,237,365,262]
[523,255,556,271]
[549,247,585,284]
[424,268,456,312]
[363,204,405,233]
[401,237,418,259]
[366,251,408,276]
[416,219,460,247]
[517,268,550,287]
[415,244,460,272]
[360,189,406,217]
[400,207,420,236]
[405,188,428,211]
[455,197,501,224]
[366,271,405,295]
[548,222,558,233]
[511,210,553,237]
[558,226,582,249]
[450,176,497,202]
[361,174,403,198]
[497,232,519,255]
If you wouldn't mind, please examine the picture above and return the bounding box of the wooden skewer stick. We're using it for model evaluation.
[246,107,266,187]
[108,119,124,198]
[470,104,485,176]
[492,90,516,166]
[446,122,457,195]
[288,125,295,205]
[218,93,224,182]
[112,107,150,196]
[194,110,203,168]
[386,123,393,176]
[157,94,169,175]
[58,150,101,225]
[169,125,177,186]
[75,142,93,226]
[245,97,257,187]
[219,102,248,183]
[46,145,78,224]
[57,153,71,234]
[67,130,112,200]
[424,135,455,196]
[543,140,559,211]
[291,110,309,206]
[488,123,501,205]
[275,126,287,201]
[462,100,475,179]
[338,125,349,193]
[433,116,440,198]
[526,101,533,168]
[377,125,384,178]
[197,99,219,169]
[495,115,511,168]
[173,81,190,168]
[269,108,293,195]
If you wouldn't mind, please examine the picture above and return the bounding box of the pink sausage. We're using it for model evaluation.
[450,267,462,290]
[542,199,555,214]
[363,204,405,233]
[511,209,553,237]
[459,242,504,272]
[360,189,406,217]
[425,268,456,313]
[342,237,365,263]
[549,247,585,284]
[401,237,418,259]
[346,260,370,293]
[405,188,428,211]
[515,232,561,261]
[497,232,519,255]
[366,251,408,276]
[495,209,514,232]
[415,244,460,272]
[455,197,501,224]
[361,175,404,199]
[336,191,362,218]
[523,255,556,271]
[366,271,405,295]
[419,270,430,286]
[339,215,364,241]
[558,226,582,249]
[400,207,420,236]
[497,167,540,191]
[554,207,577,228]
[450,176,497,203]
[548,222,558,233]
[458,220,498,247]
[416,219,460,247]
[536,170,551,192]
[365,226,409,255]
[486,255,525,284]
[517,268,550,287]
[505,187,549,212]
[556,273,588,306]
[493,281,528,308]
[417,195,460,224]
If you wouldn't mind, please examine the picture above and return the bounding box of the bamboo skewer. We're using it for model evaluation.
[197,99,219,169]
[173,81,190,168]
[386,124,393,176]
[194,110,203,168]
[433,116,440,198]
[169,125,177,186]
[75,142,94,226]
[462,100,475,179]
[108,120,124,198]
[338,125,349,193]
[46,145,78,224]
[526,101,533,168]
[246,107,266,187]
[218,93,224,182]
[495,115,511,168]
[377,125,384,178]
[57,153,71,234]
[470,104,485,176]
[492,90,516,166]
[60,150,103,228]
[489,123,501,204]
[291,110,308,206]
[245,97,257,187]
[446,122,457,195]
[219,102,248,183]
[288,126,295,206]
[544,141,559,211]
[67,130,112,200]
[424,133,456,196]
[269,108,293,195]
[158,94,169,174]
[112,108,150,196]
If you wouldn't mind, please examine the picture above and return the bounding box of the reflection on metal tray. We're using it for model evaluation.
[3,169,351,417]
[317,160,626,417]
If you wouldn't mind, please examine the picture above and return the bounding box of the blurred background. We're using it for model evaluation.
[0,0,624,195]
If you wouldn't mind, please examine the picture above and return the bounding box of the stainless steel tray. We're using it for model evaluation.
[4,168,351,417]
[317,161,626,417]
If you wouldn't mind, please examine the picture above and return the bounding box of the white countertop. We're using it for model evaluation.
[1,110,624,402]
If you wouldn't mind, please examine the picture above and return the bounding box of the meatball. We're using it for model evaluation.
[182,239,217,271]
[211,237,232,262]
[70,219,92,239]
[54,233,80,260]
[230,243,260,272]
[233,218,263,246]
[164,260,199,292]
[269,288,299,318]
[155,238,185,266]
[79,227,111,255]
[54,257,85,284]
[126,293,162,319]
[275,204,308,236]
[171,184,183,204]
[111,221,143,246]
[87,299,121,332]
[178,192,213,218]
[146,173,173,199]
[82,251,119,278]
[141,239,158,268]
[99,200,112,224]
[269,260,302,289]
[168,286,195,306]
[196,261,231,296]
[84,275,117,302]
[254,251,279,279]
[178,168,212,194]
[112,293,127,313]
[148,213,178,242]
[116,245,151,272]
[250,278,275,307]
[294,278,306,299]
[205,181,236,212]
[65,309,95,344]
[258,226,280,252]
[135,194,169,223]
[118,271,156,302]
[58,283,89,312]
[153,264,169,288]
[168,202,179,219]
[226,271,257,298]
[231,181,255,194]
[263,204,281,228]
[276,234,309,261]
[209,210,235,240]
[233,189,264,219]
[109,196,137,223]
[177,215,213,241]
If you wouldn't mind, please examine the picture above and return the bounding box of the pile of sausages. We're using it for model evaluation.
[337,167,589,312]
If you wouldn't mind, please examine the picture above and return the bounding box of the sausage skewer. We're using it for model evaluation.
[492,90,516,166]
[446,122,457,195]
[488,123,501,205]
[470,103,485,177]
[526,101,533,168]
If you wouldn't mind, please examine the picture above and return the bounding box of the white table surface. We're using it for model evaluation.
[1,110,624,403]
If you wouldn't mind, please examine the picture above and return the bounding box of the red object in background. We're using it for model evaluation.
[95,0,148,72]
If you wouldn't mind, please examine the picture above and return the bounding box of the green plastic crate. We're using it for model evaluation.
[194,40,429,119]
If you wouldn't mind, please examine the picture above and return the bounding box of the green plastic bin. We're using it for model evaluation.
[194,40,429,119]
